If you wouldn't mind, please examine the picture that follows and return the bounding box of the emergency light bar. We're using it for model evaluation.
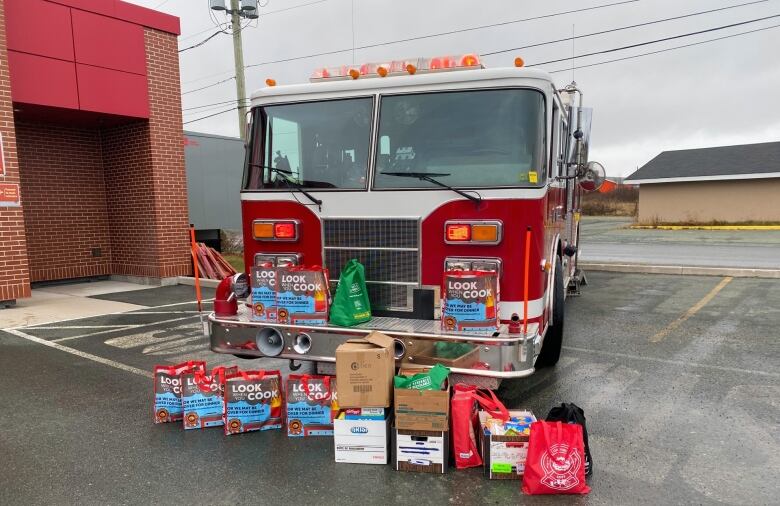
[310,54,482,82]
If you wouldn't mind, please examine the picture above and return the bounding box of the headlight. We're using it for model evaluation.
[445,257,502,275]
[254,253,301,267]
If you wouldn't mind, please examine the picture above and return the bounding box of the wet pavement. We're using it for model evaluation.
[1,274,779,505]
[579,217,780,269]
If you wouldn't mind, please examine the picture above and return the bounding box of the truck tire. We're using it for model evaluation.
[536,257,564,367]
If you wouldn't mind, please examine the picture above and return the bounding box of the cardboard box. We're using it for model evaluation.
[343,407,386,420]
[334,415,390,464]
[415,344,480,369]
[441,271,499,332]
[479,410,536,479]
[336,332,395,408]
[392,428,449,474]
[394,367,450,431]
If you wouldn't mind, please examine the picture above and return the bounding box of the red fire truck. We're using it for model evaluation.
[208,54,605,385]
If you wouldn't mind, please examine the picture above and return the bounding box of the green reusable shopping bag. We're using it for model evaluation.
[329,259,372,326]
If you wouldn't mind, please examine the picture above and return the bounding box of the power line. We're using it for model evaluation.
[178,0,329,44]
[261,0,329,16]
[183,103,243,116]
[244,0,641,69]
[182,98,250,112]
[483,0,768,56]
[178,30,226,53]
[548,22,780,74]
[183,0,640,85]
[527,13,780,67]
[180,23,780,127]
[181,76,235,95]
[183,107,239,125]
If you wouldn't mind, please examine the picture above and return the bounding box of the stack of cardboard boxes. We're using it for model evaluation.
[392,367,451,474]
[333,332,395,464]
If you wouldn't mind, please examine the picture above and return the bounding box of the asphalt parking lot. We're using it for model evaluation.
[1,274,779,505]
[579,217,780,269]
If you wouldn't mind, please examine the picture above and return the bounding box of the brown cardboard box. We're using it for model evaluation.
[394,367,450,431]
[336,332,395,408]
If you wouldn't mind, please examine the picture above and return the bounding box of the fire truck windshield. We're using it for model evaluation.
[373,89,545,189]
[245,97,373,190]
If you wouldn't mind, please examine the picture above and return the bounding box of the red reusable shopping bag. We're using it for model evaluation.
[451,385,510,469]
[522,420,591,495]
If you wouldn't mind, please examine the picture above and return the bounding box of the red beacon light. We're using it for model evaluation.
[274,222,296,239]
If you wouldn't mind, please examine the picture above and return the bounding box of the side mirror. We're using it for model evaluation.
[578,161,606,192]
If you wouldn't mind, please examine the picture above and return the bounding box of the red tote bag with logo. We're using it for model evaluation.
[522,420,590,495]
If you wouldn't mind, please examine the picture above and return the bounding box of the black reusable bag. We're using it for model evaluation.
[545,403,593,476]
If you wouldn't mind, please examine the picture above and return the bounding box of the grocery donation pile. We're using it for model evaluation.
[153,335,593,495]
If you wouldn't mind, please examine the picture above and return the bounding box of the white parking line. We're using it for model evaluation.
[5,328,152,379]
[24,325,133,329]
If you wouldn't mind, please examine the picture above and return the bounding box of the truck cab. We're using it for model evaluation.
[208,55,602,386]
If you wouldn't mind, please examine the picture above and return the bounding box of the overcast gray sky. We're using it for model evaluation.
[128,0,780,177]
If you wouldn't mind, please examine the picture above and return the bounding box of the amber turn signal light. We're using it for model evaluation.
[471,224,499,242]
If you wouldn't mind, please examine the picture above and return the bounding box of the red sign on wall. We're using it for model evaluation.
[0,183,21,207]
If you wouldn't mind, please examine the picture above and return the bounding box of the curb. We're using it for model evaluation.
[579,262,780,279]
[629,225,780,231]
[176,276,221,288]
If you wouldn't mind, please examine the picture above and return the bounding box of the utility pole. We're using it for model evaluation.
[210,0,257,140]
[230,0,248,140]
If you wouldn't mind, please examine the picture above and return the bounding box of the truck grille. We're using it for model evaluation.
[323,218,419,311]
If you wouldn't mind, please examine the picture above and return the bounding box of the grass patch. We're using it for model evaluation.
[222,253,245,273]
[581,185,638,217]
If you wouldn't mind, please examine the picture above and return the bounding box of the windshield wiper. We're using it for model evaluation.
[248,163,292,174]
[249,164,323,209]
[380,171,481,205]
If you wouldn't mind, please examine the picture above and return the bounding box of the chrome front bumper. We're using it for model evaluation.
[208,306,542,379]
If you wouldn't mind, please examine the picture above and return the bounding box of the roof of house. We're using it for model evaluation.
[625,141,780,184]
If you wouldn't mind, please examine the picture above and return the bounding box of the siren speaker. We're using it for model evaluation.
[293,333,312,354]
[256,328,284,357]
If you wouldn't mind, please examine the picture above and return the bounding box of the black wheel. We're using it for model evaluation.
[537,256,564,367]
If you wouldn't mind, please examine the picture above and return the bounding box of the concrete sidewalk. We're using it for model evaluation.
[0,280,151,328]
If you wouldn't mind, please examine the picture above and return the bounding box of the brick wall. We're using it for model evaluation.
[144,28,190,278]
[1,12,188,293]
[16,122,111,282]
[102,28,189,279]
[0,0,31,300]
